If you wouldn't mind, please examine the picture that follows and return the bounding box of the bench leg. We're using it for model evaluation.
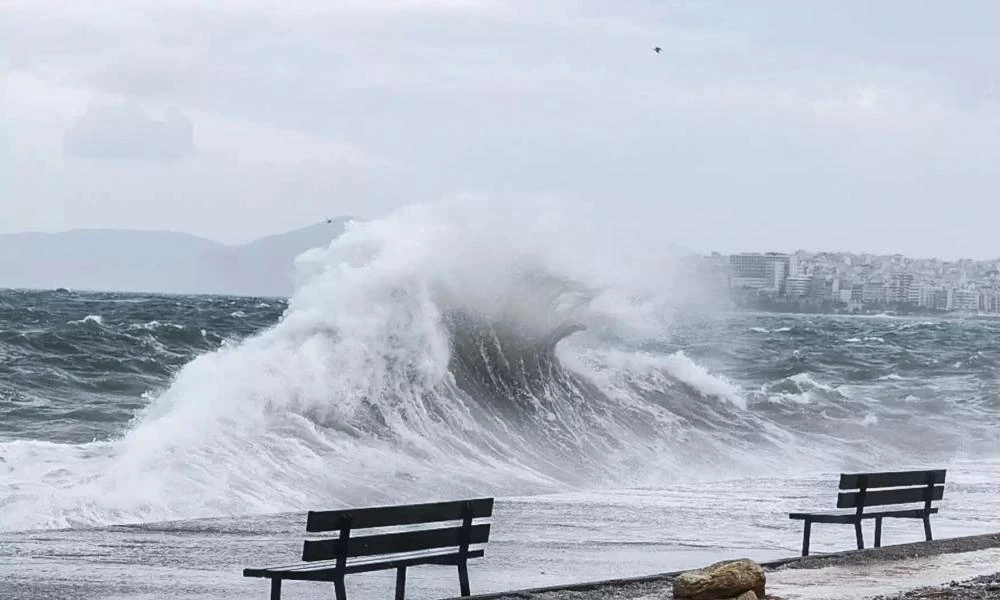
[874,517,883,548]
[854,520,864,550]
[334,575,347,600]
[923,516,933,541]
[395,567,407,600]
[458,560,471,597]
[270,578,281,600]
[801,520,812,557]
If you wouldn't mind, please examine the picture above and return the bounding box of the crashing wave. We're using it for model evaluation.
[3,197,955,532]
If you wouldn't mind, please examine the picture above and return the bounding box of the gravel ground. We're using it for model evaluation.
[489,582,671,600]
[871,572,1000,600]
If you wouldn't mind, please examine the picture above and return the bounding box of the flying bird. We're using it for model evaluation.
[653,46,662,54]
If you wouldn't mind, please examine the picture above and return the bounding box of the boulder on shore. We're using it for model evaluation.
[672,558,766,600]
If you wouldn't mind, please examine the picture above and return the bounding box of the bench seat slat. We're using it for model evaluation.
[302,523,490,561]
[837,485,943,509]
[306,498,494,532]
[839,469,946,490]
[244,549,486,580]
[261,547,486,573]
[789,507,938,523]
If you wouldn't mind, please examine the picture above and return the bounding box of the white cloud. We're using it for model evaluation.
[63,101,195,160]
[192,112,385,168]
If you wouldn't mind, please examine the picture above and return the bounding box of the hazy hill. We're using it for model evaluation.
[0,219,353,297]
[198,221,352,297]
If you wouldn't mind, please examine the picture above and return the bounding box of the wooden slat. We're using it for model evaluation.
[789,507,938,523]
[306,498,494,532]
[839,469,946,490]
[788,512,857,524]
[302,523,491,562]
[243,549,487,580]
[837,485,944,508]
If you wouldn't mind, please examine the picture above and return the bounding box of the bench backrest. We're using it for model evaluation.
[301,498,494,565]
[836,469,946,514]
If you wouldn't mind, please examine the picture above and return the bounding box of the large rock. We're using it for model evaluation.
[672,559,766,600]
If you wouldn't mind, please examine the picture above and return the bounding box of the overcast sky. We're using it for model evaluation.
[3,0,999,258]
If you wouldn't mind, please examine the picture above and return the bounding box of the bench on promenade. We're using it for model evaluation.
[789,469,946,556]
[243,497,494,600]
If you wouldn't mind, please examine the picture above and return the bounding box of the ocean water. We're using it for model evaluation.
[3,206,1000,598]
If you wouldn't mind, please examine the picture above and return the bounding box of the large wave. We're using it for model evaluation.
[3,198,980,532]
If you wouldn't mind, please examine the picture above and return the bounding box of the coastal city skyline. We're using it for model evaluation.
[698,250,1000,314]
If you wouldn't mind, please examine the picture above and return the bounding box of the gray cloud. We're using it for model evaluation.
[4,1,1000,257]
[64,101,195,160]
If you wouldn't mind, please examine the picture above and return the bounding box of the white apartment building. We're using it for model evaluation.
[947,288,981,312]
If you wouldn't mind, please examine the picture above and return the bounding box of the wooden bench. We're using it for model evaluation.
[789,469,946,556]
[243,497,494,600]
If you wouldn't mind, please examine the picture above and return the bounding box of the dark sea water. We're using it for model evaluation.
[0,290,282,445]
[2,289,999,535]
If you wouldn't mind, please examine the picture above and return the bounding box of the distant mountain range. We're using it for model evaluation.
[0,219,354,297]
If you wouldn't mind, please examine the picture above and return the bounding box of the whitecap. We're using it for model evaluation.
[660,351,747,409]
[68,315,103,325]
